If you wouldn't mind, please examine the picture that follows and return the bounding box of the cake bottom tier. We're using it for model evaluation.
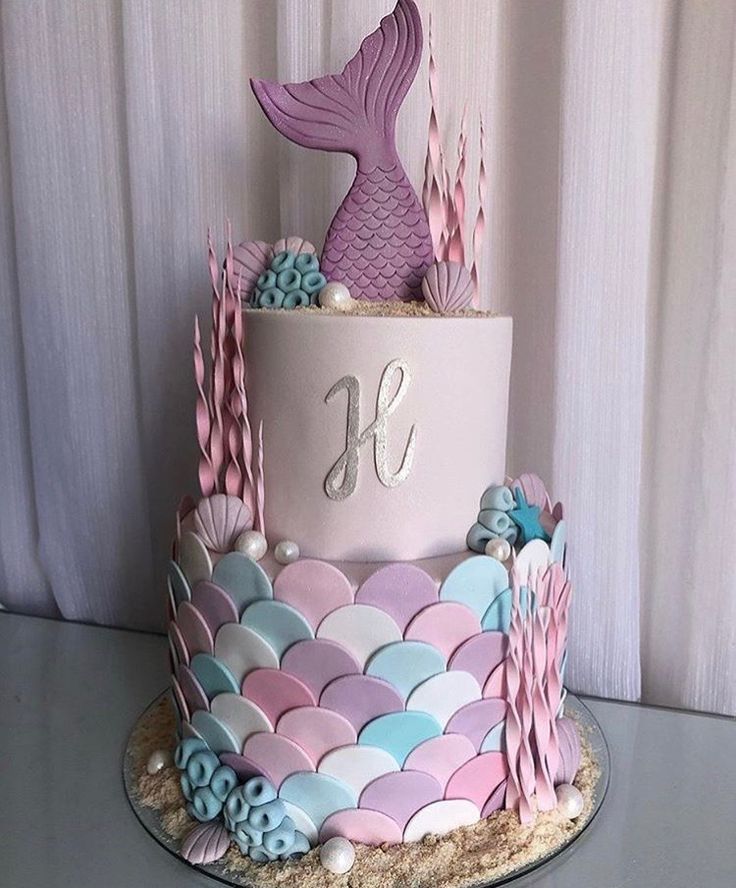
[129,695,602,886]
[167,506,577,858]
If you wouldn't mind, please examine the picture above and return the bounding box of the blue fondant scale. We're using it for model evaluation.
[168,560,192,607]
[550,519,567,564]
[212,553,273,615]
[440,556,509,620]
[242,600,314,659]
[358,711,443,766]
[190,652,240,698]
[365,640,446,701]
[279,772,356,830]
[191,710,241,755]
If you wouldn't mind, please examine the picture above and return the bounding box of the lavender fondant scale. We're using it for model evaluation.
[251,0,434,301]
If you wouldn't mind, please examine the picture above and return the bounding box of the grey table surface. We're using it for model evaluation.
[1,612,734,888]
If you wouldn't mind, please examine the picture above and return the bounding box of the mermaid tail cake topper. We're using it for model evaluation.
[251,0,434,302]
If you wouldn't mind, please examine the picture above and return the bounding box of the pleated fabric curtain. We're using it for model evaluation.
[0,0,734,716]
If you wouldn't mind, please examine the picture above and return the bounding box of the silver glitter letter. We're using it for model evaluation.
[324,359,417,500]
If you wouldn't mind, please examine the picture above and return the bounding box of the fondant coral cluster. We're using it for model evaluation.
[252,250,327,309]
[467,473,560,555]
[175,740,310,863]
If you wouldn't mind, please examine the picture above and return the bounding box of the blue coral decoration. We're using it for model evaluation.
[224,776,310,861]
[252,250,327,309]
[467,485,519,553]
[174,742,310,861]
[175,738,238,823]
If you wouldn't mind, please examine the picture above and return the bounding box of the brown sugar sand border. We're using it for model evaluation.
[129,697,602,888]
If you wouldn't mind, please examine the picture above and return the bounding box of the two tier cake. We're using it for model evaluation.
[144,0,589,880]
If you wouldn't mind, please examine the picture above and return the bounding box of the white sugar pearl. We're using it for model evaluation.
[146,749,171,775]
[485,537,511,562]
[319,282,355,312]
[274,540,300,565]
[555,783,584,819]
[319,836,355,875]
[234,530,267,561]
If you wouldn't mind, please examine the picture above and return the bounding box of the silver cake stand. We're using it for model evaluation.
[123,693,610,887]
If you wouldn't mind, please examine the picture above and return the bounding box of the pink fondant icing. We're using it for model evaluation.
[555,717,581,785]
[483,661,507,698]
[481,779,507,817]
[274,559,354,629]
[404,602,481,659]
[169,622,190,666]
[191,581,239,635]
[219,752,272,784]
[355,563,438,631]
[319,674,404,732]
[242,732,315,788]
[281,639,361,699]
[320,809,403,846]
[359,770,443,831]
[445,699,507,752]
[449,632,507,688]
[241,668,316,726]
[171,676,191,723]
[177,664,210,714]
[244,311,512,561]
[445,752,508,809]
[403,734,477,791]
[276,706,357,765]
[177,602,214,657]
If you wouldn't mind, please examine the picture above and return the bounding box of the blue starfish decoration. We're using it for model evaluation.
[509,487,550,547]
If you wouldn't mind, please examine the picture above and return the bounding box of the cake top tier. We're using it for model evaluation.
[228,0,488,313]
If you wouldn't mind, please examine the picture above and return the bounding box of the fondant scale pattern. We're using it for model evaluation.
[168,531,572,848]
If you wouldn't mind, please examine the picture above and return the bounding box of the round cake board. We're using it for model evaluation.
[123,692,609,888]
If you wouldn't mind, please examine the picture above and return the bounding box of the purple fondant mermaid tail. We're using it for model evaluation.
[251,0,434,301]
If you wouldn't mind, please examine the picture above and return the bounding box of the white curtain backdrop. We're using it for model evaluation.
[0,0,734,716]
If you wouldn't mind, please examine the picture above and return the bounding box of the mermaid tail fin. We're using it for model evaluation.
[251,0,422,164]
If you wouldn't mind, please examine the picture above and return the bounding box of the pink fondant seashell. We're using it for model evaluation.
[421,261,474,313]
[230,239,273,300]
[180,821,230,865]
[273,235,316,256]
[510,472,551,510]
[194,494,252,553]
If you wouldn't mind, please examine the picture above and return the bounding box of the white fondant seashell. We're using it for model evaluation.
[273,235,316,256]
[421,261,474,313]
[231,240,273,300]
[194,494,252,553]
